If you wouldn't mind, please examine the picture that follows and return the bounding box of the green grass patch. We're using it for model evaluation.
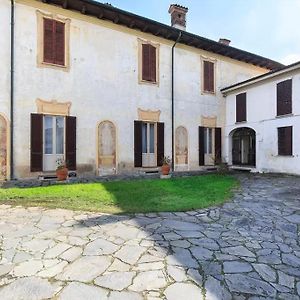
[0,174,238,214]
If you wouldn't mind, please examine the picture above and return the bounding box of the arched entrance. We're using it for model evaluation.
[231,127,256,166]
[97,121,116,175]
[0,114,8,180]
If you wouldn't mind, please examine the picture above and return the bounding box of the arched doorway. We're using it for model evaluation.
[0,115,8,180]
[97,121,116,175]
[231,127,256,166]
[175,126,188,165]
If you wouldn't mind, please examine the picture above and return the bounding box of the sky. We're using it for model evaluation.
[102,0,300,65]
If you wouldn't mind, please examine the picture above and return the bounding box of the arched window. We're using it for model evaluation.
[98,121,116,174]
[175,126,188,165]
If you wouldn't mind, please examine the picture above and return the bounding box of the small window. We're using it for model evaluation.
[278,126,293,156]
[203,60,215,93]
[236,93,247,122]
[141,43,157,83]
[277,79,292,116]
[43,18,65,66]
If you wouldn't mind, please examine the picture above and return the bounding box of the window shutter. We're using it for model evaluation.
[278,126,293,156]
[66,116,76,170]
[277,79,292,116]
[286,126,293,156]
[157,122,164,166]
[199,126,205,166]
[134,121,142,167]
[204,61,214,92]
[142,44,156,82]
[215,127,222,164]
[142,44,150,81]
[43,18,54,63]
[54,21,65,66]
[30,113,43,172]
[236,93,247,122]
[149,45,156,82]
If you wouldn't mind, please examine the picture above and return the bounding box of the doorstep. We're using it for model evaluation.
[230,165,257,172]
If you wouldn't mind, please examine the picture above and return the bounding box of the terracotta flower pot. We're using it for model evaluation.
[56,167,68,181]
[161,164,170,175]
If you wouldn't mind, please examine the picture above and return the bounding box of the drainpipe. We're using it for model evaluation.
[10,0,15,180]
[171,31,182,172]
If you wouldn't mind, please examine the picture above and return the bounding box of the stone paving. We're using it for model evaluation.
[0,174,299,299]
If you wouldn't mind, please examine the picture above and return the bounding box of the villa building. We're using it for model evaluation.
[1,0,299,181]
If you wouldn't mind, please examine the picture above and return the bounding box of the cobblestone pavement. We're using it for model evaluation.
[0,174,299,300]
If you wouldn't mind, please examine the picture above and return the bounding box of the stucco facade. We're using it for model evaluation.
[223,66,300,175]
[1,0,279,180]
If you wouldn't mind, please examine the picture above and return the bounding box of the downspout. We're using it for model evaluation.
[171,31,182,172]
[10,0,15,180]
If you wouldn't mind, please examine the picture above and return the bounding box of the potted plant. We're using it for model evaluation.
[161,156,171,175]
[56,158,68,181]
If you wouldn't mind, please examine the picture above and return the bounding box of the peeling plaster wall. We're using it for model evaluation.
[12,0,267,178]
[225,70,300,175]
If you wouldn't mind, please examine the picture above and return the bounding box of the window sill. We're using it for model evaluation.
[276,154,294,157]
[235,121,247,124]
[201,90,216,95]
[276,113,293,119]
[37,61,69,72]
[139,79,159,86]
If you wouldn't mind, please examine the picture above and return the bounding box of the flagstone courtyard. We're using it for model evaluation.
[0,174,299,299]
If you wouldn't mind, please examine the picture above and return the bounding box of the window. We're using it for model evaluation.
[138,39,159,84]
[43,18,65,66]
[204,128,213,154]
[203,60,215,93]
[37,11,70,70]
[277,79,292,116]
[236,93,247,122]
[278,126,293,156]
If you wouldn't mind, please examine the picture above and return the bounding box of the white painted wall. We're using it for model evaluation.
[224,69,300,175]
[10,0,267,178]
[0,0,11,120]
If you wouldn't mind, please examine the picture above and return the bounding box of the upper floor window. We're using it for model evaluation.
[278,126,293,156]
[36,11,70,71]
[277,79,292,116]
[43,18,65,66]
[202,60,215,93]
[236,92,247,122]
[138,39,159,84]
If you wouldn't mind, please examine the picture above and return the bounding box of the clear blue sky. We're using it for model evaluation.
[103,0,300,65]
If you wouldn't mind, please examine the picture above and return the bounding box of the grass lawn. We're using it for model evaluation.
[0,174,237,214]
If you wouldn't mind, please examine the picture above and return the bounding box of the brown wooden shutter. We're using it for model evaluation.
[43,18,54,64]
[54,21,65,66]
[215,127,222,164]
[30,113,43,172]
[204,61,214,92]
[142,44,156,82]
[278,126,293,156]
[236,93,247,122]
[66,116,76,170]
[157,122,164,166]
[199,126,205,166]
[149,45,156,82]
[134,121,142,167]
[142,44,150,81]
[277,79,292,116]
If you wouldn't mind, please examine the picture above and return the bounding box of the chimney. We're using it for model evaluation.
[218,38,231,46]
[168,4,188,31]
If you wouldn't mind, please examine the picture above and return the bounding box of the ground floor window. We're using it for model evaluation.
[278,126,293,156]
[31,113,76,172]
[142,122,156,167]
[44,115,65,171]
